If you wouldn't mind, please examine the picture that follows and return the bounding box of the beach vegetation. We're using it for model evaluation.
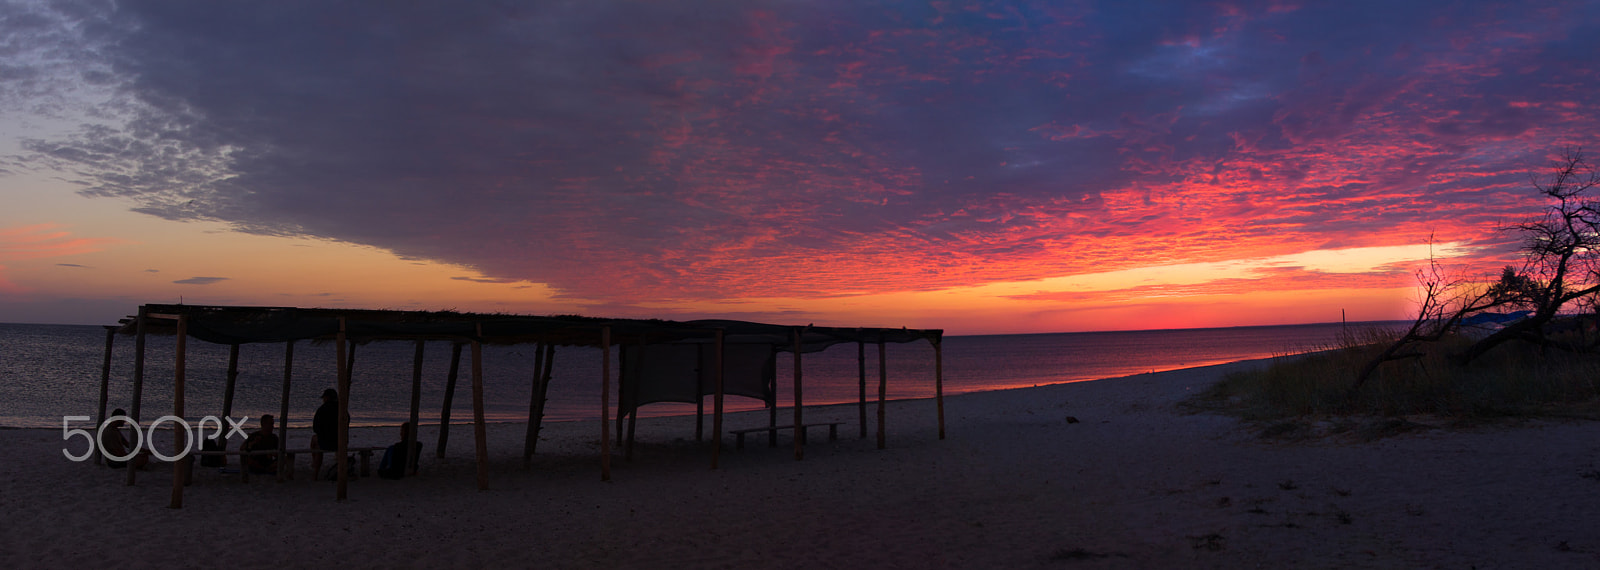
[1184,322,1600,431]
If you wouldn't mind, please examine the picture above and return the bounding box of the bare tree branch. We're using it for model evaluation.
[1458,147,1600,364]
[1352,238,1503,390]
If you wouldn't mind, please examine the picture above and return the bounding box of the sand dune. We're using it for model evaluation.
[5,358,1598,569]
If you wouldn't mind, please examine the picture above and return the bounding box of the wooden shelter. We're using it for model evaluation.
[100,304,944,508]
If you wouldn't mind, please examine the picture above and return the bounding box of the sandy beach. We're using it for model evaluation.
[4,357,1598,569]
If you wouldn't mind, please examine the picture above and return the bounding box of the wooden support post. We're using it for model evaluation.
[436,343,462,458]
[215,343,240,469]
[527,343,555,457]
[626,336,644,461]
[600,326,612,481]
[345,342,357,385]
[168,315,188,509]
[935,338,945,440]
[222,344,240,426]
[336,319,350,501]
[767,347,778,448]
[695,340,706,442]
[625,412,637,460]
[408,340,424,475]
[523,342,545,466]
[793,328,803,461]
[276,340,294,482]
[877,340,887,450]
[614,345,627,447]
[857,340,867,439]
[126,308,146,487]
[95,327,114,465]
[471,324,489,491]
[711,329,725,470]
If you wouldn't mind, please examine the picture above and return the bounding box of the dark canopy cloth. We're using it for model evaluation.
[119,304,942,351]
[619,342,778,415]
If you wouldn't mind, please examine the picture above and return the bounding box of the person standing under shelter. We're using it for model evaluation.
[311,388,339,480]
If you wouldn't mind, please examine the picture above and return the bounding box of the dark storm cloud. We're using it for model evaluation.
[11,0,1600,301]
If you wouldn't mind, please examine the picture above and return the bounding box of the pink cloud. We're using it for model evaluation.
[0,225,121,261]
[0,225,121,294]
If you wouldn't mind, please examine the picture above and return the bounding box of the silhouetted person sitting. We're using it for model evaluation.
[100,408,150,470]
[239,414,279,475]
[379,422,420,480]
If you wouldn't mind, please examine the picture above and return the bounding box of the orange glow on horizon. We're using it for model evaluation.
[0,210,1491,334]
[626,244,1460,334]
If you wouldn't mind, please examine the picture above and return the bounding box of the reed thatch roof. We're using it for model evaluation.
[117,304,942,350]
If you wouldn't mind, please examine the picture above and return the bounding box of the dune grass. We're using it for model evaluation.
[1184,325,1600,428]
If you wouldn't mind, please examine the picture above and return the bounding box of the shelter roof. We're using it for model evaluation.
[116,304,941,352]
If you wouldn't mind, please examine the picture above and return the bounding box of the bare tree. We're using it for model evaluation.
[1352,148,1600,390]
[1351,241,1500,390]
[1457,147,1600,363]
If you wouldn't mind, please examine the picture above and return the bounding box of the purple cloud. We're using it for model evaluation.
[9,0,1600,305]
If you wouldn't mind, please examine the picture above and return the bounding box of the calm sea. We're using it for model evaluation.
[0,321,1398,429]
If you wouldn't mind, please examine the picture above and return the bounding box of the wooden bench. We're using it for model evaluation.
[729,422,844,450]
[191,446,386,483]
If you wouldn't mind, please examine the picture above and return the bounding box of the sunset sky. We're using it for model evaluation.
[2,0,1597,334]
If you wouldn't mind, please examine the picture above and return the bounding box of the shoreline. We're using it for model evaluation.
[6,357,1597,568]
[0,321,1383,431]
[0,354,1298,432]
